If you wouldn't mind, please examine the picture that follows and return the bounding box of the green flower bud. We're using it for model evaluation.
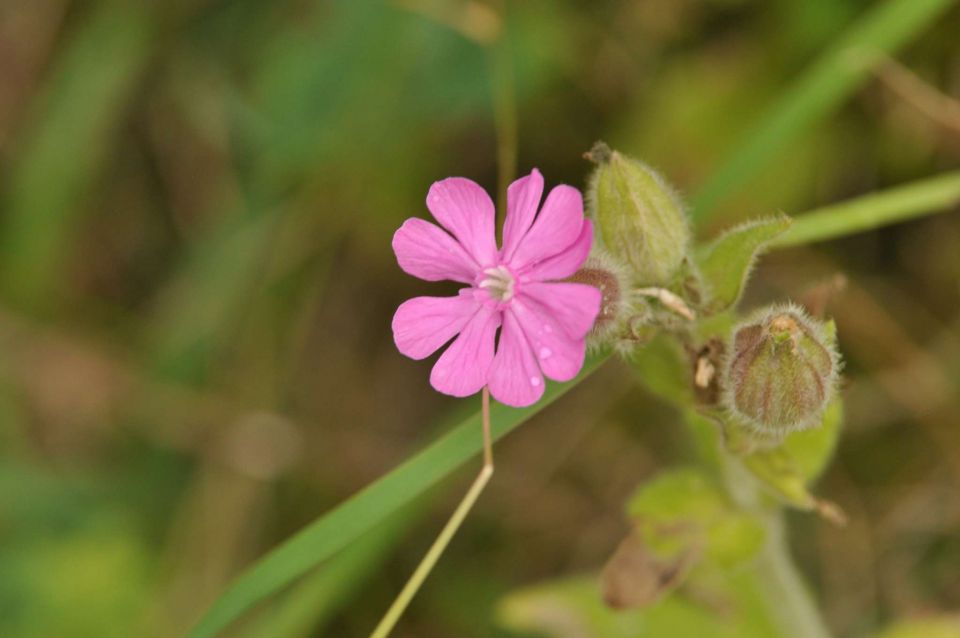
[723,305,840,434]
[585,141,691,285]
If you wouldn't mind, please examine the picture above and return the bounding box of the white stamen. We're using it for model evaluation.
[479,265,515,302]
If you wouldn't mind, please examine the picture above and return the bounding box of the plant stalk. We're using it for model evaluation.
[720,452,831,638]
[755,510,832,638]
[368,389,495,638]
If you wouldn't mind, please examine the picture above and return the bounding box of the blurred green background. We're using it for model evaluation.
[0,0,958,636]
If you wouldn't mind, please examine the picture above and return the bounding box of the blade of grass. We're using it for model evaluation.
[690,0,956,221]
[772,170,960,248]
[0,1,155,304]
[187,354,608,638]
[238,502,420,638]
[189,167,960,636]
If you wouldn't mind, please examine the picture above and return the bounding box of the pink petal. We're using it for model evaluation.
[392,218,478,283]
[392,293,480,360]
[509,295,588,382]
[500,169,544,262]
[430,303,499,398]
[521,219,594,281]
[426,177,498,267]
[506,184,584,272]
[521,281,602,340]
[487,310,545,407]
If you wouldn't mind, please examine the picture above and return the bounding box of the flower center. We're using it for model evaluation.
[478,265,516,302]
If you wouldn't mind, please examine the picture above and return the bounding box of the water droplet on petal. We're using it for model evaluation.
[530,376,541,387]
[539,347,552,359]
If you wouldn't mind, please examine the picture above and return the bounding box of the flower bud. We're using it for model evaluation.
[567,249,655,355]
[723,305,839,433]
[567,253,625,336]
[585,142,691,285]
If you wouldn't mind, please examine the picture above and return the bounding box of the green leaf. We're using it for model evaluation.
[738,401,845,523]
[498,571,779,638]
[782,398,843,483]
[741,448,818,511]
[691,0,957,220]
[696,215,792,314]
[187,355,608,638]
[239,503,420,638]
[626,468,764,568]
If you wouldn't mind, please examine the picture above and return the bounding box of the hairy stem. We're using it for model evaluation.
[755,511,832,638]
[720,452,831,638]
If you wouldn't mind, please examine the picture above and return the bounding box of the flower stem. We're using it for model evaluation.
[488,3,516,222]
[368,389,494,638]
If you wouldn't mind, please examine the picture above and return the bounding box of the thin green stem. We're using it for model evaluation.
[368,466,493,638]
[489,21,517,222]
[482,387,493,468]
[773,170,960,248]
[369,389,494,638]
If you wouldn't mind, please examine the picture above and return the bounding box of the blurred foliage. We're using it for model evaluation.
[0,0,958,637]
[497,570,780,638]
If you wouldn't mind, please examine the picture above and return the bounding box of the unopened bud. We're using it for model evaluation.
[568,262,622,334]
[723,305,839,433]
[567,250,635,351]
[585,141,691,285]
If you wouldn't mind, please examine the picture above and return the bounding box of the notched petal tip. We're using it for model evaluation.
[392,217,478,283]
[502,168,546,260]
[521,219,594,281]
[392,294,478,360]
[426,177,498,267]
[508,183,586,272]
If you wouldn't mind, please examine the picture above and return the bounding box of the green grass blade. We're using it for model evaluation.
[0,1,155,303]
[690,0,956,221]
[238,503,420,638]
[772,170,960,248]
[187,354,608,638]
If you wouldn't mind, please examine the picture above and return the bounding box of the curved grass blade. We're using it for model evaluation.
[238,502,421,638]
[691,0,956,221]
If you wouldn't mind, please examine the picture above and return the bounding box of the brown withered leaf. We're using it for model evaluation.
[600,526,702,610]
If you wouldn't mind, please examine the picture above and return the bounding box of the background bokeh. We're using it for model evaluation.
[1,1,959,636]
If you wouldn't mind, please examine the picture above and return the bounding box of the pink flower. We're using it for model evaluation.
[391,169,601,407]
